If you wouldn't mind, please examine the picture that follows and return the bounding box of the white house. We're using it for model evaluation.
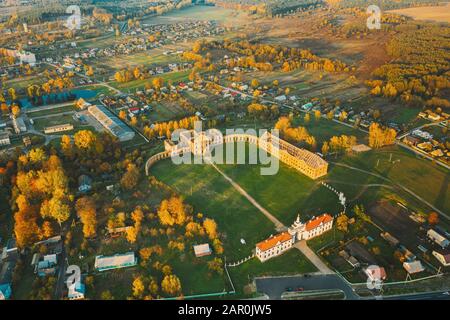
[432,251,450,267]
[0,132,11,146]
[274,95,287,102]
[12,117,27,134]
[427,229,450,248]
[256,232,294,262]
[288,213,334,241]
[256,214,334,262]
[193,243,212,257]
[403,260,425,274]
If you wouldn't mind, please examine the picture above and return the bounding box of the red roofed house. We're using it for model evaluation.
[256,232,294,262]
[364,266,387,282]
[288,214,334,241]
[256,213,334,262]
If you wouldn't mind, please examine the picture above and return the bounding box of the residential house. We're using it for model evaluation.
[432,250,450,267]
[94,252,137,272]
[256,232,294,262]
[193,244,212,258]
[12,117,27,134]
[36,254,58,277]
[403,260,425,274]
[0,132,10,146]
[428,229,450,248]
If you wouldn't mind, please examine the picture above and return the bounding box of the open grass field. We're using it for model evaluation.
[109,70,190,92]
[338,146,450,215]
[387,3,450,23]
[151,142,449,260]
[151,158,276,261]
[149,101,189,122]
[26,105,75,117]
[291,116,367,144]
[32,114,77,131]
[142,6,248,26]
[96,50,183,71]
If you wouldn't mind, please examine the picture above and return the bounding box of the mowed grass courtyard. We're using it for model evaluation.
[151,142,450,243]
[150,141,449,294]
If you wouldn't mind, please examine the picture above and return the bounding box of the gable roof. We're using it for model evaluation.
[403,260,425,274]
[433,250,450,264]
[305,214,333,231]
[256,232,292,252]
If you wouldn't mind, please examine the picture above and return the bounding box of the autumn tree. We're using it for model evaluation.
[14,196,39,247]
[428,212,439,225]
[207,258,224,275]
[203,218,218,240]
[157,196,187,226]
[321,142,330,156]
[121,163,140,190]
[74,130,97,151]
[368,123,397,149]
[40,196,71,227]
[126,226,138,244]
[161,274,182,296]
[336,214,349,233]
[75,196,97,238]
[132,276,146,298]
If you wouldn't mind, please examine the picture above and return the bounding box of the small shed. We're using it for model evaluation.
[193,244,212,257]
[403,260,425,274]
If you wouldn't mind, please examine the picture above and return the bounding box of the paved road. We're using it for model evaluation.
[255,274,359,300]
[381,291,450,300]
[294,241,333,274]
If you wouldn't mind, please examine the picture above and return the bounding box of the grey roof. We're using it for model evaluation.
[88,105,135,142]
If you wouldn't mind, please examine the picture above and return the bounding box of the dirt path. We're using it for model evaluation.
[205,158,335,274]
[330,161,449,219]
[294,241,334,275]
[206,159,286,232]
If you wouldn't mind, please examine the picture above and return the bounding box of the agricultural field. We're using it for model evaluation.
[387,3,450,23]
[148,101,190,122]
[141,6,249,26]
[109,70,191,92]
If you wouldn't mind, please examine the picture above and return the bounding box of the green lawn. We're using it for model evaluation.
[338,146,450,214]
[151,159,276,261]
[292,117,367,144]
[33,114,77,131]
[26,105,75,117]
[391,108,420,124]
[110,70,190,92]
